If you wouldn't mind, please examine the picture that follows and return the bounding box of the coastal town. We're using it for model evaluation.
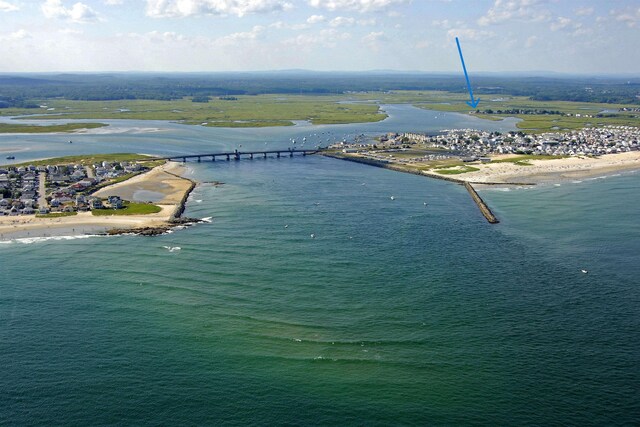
[0,160,148,216]
[333,125,640,165]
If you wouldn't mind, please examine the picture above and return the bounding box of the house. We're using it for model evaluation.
[91,198,104,210]
[23,173,37,182]
[78,178,96,188]
[70,170,86,181]
[108,195,124,209]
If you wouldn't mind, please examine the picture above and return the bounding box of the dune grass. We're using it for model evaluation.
[35,211,78,218]
[433,165,480,175]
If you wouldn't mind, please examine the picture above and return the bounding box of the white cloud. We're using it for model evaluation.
[478,0,550,26]
[146,0,293,18]
[329,16,355,27]
[415,39,430,49]
[59,28,84,34]
[357,17,376,25]
[550,16,572,31]
[270,21,308,30]
[42,0,100,23]
[575,7,593,17]
[218,25,265,44]
[283,28,350,49]
[148,30,187,42]
[610,7,640,28]
[308,0,409,13]
[431,19,451,29]
[361,30,386,52]
[0,0,19,12]
[104,0,123,4]
[306,14,325,23]
[0,29,30,41]
[447,28,494,41]
[362,30,384,42]
[328,15,375,26]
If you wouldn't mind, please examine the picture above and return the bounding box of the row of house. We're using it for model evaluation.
[400,126,640,157]
[1,160,144,216]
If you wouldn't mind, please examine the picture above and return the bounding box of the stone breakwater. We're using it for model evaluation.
[464,182,499,224]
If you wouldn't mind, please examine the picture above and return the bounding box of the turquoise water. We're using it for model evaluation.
[1,112,639,424]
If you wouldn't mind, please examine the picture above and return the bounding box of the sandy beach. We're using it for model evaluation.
[0,161,194,239]
[423,151,640,184]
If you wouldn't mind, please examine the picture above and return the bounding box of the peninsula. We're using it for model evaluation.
[0,157,196,240]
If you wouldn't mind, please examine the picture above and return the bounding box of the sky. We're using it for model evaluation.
[0,0,639,73]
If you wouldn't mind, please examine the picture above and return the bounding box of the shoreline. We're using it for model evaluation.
[324,150,640,185]
[443,151,640,185]
[0,161,198,240]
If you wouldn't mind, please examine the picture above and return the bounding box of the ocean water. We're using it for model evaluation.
[1,111,639,425]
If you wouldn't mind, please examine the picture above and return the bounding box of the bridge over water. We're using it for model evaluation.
[158,149,320,163]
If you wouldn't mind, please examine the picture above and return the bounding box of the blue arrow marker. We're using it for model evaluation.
[455,37,480,109]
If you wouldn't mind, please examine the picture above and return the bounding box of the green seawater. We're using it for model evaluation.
[1,157,638,425]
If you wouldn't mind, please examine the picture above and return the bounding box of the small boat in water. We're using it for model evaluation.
[6,156,15,160]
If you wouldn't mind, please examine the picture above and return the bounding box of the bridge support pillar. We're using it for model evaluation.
[264,153,267,159]
[250,153,253,159]
[290,152,293,158]
[212,156,215,161]
[182,157,186,163]
[197,156,201,162]
[226,154,230,161]
[277,152,281,158]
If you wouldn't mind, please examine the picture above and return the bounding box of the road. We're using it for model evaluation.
[38,172,47,209]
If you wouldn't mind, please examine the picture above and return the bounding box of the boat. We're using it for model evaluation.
[6,156,15,160]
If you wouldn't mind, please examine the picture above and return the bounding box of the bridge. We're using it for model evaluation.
[158,148,320,163]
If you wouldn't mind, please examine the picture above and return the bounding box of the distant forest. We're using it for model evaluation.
[0,72,638,108]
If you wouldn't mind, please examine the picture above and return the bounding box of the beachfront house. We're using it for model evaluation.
[91,198,104,210]
[107,195,124,209]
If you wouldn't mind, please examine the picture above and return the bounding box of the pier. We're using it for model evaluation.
[158,149,318,163]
